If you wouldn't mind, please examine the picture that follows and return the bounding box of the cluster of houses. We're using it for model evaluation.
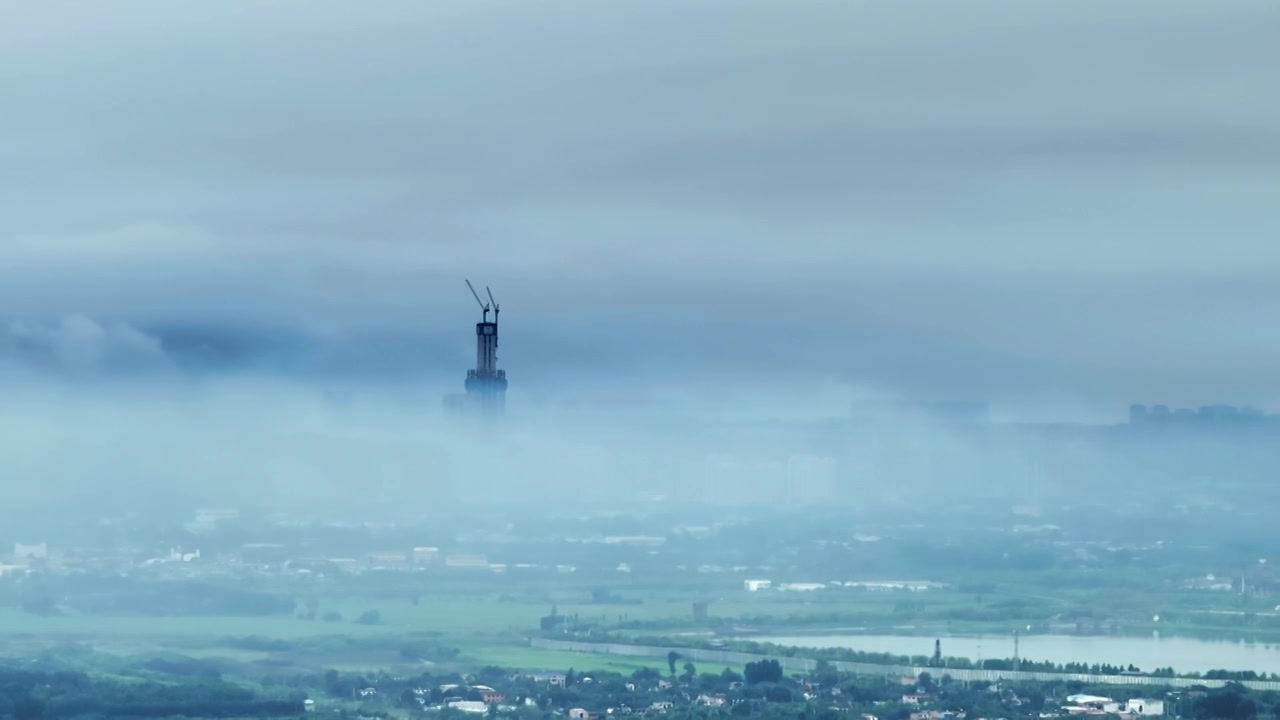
[323,670,1171,718]
[895,682,1166,719]
[326,672,739,717]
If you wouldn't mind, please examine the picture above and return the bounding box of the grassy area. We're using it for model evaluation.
[457,641,663,674]
[2,575,1274,677]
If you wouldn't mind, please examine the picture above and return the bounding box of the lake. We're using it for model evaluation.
[755,633,1280,675]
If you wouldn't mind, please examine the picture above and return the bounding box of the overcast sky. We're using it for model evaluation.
[2,1,1278,420]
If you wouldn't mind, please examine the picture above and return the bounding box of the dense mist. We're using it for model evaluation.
[3,354,1279,534]
[1,1,1279,527]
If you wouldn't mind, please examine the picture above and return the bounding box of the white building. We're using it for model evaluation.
[601,536,666,547]
[744,579,772,591]
[844,580,945,592]
[1124,699,1165,716]
[778,583,826,592]
[13,543,47,561]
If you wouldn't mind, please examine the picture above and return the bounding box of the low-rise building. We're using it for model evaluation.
[778,583,826,592]
[1124,699,1165,716]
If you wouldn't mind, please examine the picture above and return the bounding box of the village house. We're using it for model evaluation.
[529,672,568,687]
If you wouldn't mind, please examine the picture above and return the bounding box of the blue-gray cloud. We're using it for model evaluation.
[1,1,1278,418]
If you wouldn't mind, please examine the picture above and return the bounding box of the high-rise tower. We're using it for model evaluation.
[461,279,507,415]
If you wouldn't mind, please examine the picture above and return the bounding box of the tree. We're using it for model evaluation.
[813,660,839,689]
[917,672,934,691]
[633,667,661,683]
[764,684,792,703]
[668,651,681,676]
[354,610,382,625]
[1195,685,1259,720]
[681,662,697,683]
[744,659,783,685]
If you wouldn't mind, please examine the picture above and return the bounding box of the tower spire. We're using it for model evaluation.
[461,279,507,416]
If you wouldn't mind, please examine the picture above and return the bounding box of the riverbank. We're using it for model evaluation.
[752,632,1280,676]
[534,637,1280,691]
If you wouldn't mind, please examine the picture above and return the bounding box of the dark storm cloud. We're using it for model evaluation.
[1,1,1278,416]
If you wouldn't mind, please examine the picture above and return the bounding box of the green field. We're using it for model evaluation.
[457,641,664,673]
[3,572,1274,678]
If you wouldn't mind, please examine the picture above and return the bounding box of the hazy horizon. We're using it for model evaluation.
[2,2,1279,515]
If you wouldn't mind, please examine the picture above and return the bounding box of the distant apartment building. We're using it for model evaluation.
[1130,403,1268,427]
[186,508,239,534]
[241,543,289,563]
[412,546,440,564]
[778,582,826,592]
[843,580,946,592]
[13,543,47,562]
[327,558,362,574]
[600,536,666,547]
[368,552,411,570]
[692,601,709,621]
[445,554,489,569]
[743,579,772,592]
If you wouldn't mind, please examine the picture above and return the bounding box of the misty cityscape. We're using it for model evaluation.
[2,3,1280,720]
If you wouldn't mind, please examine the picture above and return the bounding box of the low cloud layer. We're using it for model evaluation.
[2,1,1278,418]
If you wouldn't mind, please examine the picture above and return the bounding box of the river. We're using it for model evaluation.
[755,633,1280,675]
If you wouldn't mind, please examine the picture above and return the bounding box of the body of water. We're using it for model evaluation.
[756,633,1280,675]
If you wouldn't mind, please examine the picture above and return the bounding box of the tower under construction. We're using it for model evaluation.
[460,279,507,415]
